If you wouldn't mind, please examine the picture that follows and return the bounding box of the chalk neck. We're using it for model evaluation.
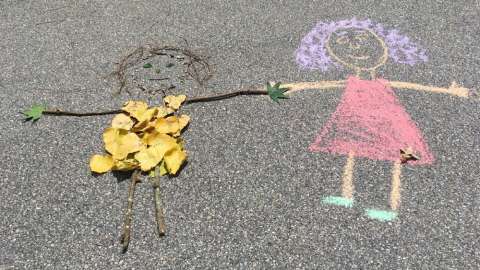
[353,69,377,80]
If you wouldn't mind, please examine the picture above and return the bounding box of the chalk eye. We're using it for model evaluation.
[336,36,348,44]
[354,32,369,42]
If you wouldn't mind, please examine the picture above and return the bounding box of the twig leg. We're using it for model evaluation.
[151,176,166,236]
[120,170,141,253]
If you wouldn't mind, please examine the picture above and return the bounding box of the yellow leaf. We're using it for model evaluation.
[90,154,114,173]
[154,116,180,134]
[159,161,168,175]
[172,114,190,137]
[149,162,168,177]
[155,106,175,118]
[121,133,144,154]
[142,131,177,146]
[103,128,120,152]
[141,107,158,122]
[122,101,148,120]
[164,95,186,110]
[113,159,139,171]
[164,146,187,174]
[134,140,177,171]
[176,138,185,150]
[103,128,143,160]
[132,107,158,131]
[134,119,157,133]
[111,113,134,130]
[134,149,160,172]
[178,114,190,126]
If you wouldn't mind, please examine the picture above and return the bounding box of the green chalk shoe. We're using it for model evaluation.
[321,196,353,208]
[365,209,398,222]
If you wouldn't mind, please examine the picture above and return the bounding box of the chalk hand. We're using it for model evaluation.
[448,81,469,98]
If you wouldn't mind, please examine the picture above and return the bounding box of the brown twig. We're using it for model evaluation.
[120,170,141,253]
[43,109,122,117]
[112,47,144,95]
[38,88,268,117]
[184,89,266,104]
[110,43,213,96]
[150,169,166,237]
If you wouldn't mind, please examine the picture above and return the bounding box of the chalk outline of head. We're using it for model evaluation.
[295,18,428,72]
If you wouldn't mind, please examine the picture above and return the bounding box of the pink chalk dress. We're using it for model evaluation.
[309,76,434,165]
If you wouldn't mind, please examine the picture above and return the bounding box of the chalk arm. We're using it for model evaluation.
[279,81,346,95]
[388,81,471,98]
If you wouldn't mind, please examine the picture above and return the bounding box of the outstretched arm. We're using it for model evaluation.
[27,80,346,119]
[388,81,471,98]
[281,80,346,95]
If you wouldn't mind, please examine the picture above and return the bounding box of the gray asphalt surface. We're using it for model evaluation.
[1,0,479,269]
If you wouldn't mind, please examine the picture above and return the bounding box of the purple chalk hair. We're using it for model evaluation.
[295,18,428,71]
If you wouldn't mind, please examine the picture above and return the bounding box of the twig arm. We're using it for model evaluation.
[37,89,267,117]
[185,88,267,104]
[30,81,345,118]
[43,109,122,117]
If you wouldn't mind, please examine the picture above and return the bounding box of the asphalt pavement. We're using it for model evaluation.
[1,0,479,269]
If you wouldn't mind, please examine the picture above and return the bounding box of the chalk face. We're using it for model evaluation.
[326,27,388,71]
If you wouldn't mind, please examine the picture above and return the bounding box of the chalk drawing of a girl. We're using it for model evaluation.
[283,18,471,221]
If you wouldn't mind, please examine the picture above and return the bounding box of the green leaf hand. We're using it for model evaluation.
[267,82,289,103]
[23,105,45,121]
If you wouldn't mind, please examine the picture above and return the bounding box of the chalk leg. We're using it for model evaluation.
[365,160,401,221]
[322,151,355,208]
[389,160,402,211]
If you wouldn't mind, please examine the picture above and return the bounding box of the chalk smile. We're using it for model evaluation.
[348,54,370,60]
